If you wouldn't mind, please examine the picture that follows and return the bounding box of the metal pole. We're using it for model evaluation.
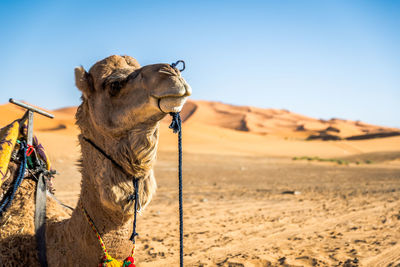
[8,97,52,267]
[9,98,54,119]
[27,110,34,146]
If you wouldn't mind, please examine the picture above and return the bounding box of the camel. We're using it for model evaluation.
[0,55,191,266]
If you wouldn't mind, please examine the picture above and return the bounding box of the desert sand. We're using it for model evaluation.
[1,100,399,266]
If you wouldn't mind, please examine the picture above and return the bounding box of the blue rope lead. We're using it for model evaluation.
[169,112,183,267]
[0,141,27,217]
[129,179,139,243]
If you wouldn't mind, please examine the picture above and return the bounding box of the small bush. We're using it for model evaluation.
[292,156,350,165]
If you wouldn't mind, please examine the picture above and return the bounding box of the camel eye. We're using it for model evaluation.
[109,81,122,96]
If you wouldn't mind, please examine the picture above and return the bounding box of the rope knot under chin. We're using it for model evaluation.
[169,112,182,134]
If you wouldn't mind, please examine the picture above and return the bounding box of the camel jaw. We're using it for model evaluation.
[155,96,188,113]
[151,79,192,113]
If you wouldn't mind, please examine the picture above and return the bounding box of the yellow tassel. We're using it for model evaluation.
[103,253,124,267]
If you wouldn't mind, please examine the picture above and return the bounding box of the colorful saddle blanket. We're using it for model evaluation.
[0,120,52,187]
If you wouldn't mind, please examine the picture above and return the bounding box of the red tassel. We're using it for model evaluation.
[124,256,136,267]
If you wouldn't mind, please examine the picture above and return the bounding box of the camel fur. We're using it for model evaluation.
[0,55,191,266]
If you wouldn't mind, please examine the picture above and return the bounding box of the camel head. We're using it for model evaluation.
[75,55,191,136]
[74,55,191,214]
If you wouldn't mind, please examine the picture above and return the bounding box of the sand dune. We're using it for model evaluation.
[2,99,400,159]
[53,106,78,116]
[1,100,400,266]
[174,100,400,140]
[0,103,78,135]
[1,99,398,143]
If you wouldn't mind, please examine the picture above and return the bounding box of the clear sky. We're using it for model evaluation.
[0,0,399,127]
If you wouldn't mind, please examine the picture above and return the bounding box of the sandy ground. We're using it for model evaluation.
[1,100,400,266]
[49,150,400,267]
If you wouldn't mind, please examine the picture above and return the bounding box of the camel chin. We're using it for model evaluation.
[159,96,188,113]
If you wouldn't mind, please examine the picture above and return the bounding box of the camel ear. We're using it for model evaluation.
[75,66,93,99]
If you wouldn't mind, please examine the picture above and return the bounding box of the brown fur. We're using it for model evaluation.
[0,55,191,266]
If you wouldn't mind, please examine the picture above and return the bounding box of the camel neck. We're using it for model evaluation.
[76,123,159,225]
[63,124,160,261]
[81,121,160,176]
[81,136,130,177]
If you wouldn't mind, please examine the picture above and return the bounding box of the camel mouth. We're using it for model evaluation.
[152,83,191,113]
[156,96,188,113]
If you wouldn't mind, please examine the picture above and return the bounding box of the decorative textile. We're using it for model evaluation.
[0,119,52,188]
[20,123,52,170]
[0,121,20,186]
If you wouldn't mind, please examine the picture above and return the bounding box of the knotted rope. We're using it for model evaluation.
[171,60,185,72]
[169,112,184,267]
[129,179,139,243]
[80,202,136,267]
[82,136,139,266]
[82,113,183,267]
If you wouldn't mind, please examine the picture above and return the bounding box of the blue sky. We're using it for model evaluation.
[0,0,399,127]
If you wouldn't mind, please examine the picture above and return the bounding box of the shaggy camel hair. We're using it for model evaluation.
[0,55,191,266]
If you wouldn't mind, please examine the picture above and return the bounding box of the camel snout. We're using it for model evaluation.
[184,82,192,97]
